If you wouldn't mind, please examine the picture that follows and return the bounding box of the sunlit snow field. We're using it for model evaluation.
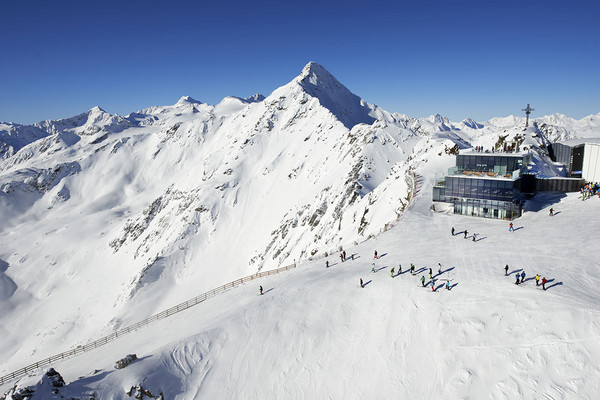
[4,190,599,399]
[2,63,599,399]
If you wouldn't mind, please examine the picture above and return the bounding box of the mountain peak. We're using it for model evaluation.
[89,106,106,114]
[293,62,377,129]
[461,118,483,129]
[176,96,201,105]
[244,94,265,103]
[299,61,333,82]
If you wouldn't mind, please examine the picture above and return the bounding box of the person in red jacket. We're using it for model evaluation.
[542,277,547,290]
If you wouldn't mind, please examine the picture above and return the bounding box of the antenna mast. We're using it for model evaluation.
[522,103,534,127]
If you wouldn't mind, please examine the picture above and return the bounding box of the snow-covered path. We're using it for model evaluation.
[4,191,599,399]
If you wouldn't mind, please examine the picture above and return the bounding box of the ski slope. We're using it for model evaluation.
[2,61,600,399]
[4,190,599,399]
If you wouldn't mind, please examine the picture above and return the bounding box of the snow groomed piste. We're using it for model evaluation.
[0,263,296,385]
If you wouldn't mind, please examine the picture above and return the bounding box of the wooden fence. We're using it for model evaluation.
[0,263,296,386]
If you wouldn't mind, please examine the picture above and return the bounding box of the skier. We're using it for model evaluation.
[446,281,450,290]
[421,276,425,287]
[391,267,395,278]
[398,264,402,274]
[429,267,433,279]
[340,253,344,263]
[472,233,476,242]
[535,274,540,286]
[504,264,509,276]
[451,227,455,236]
[326,260,329,268]
[464,230,468,239]
[374,250,378,259]
[549,208,554,216]
[351,254,354,260]
[509,222,514,232]
[410,263,415,275]
[343,250,346,261]
[260,286,263,295]
[521,271,526,284]
[360,278,364,288]
[431,281,436,292]
[542,277,547,290]
[372,263,376,273]
[515,273,520,285]
[438,264,442,276]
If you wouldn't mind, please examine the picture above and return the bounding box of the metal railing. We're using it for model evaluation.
[0,263,296,385]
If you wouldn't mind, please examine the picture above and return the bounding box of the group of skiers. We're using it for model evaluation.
[452,222,523,236]
[362,250,381,286]
[420,263,450,291]
[581,182,599,200]
[340,250,349,262]
[451,227,478,242]
[366,257,452,292]
[260,244,556,295]
[505,264,549,290]
[327,250,355,267]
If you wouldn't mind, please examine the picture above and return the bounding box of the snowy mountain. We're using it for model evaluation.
[1,62,599,399]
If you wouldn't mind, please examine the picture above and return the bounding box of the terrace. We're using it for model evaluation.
[434,167,520,186]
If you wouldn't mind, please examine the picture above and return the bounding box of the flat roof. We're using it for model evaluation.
[555,138,600,147]
[459,149,531,157]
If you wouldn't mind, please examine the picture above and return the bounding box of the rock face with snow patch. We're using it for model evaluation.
[1,368,65,400]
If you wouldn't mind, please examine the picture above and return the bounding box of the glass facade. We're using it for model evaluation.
[431,152,530,220]
[455,154,531,174]
[433,177,522,220]
[451,198,522,220]
[445,177,515,202]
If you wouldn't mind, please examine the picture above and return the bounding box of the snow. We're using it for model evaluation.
[3,191,600,399]
[1,61,600,399]
[557,137,600,146]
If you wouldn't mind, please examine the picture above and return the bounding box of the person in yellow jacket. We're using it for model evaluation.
[535,274,540,286]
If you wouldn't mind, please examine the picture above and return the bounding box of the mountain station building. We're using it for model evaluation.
[549,139,600,182]
[432,149,533,220]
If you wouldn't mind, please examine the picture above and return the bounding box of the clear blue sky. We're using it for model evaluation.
[1,0,598,124]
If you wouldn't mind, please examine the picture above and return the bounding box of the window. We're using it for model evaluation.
[471,180,478,198]
[458,179,470,197]
[481,184,490,199]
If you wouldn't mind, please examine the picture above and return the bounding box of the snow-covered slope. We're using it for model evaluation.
[0,63,426,375]
[0,61,599,399]
[3,189,599,399]
[0,107,131,160]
